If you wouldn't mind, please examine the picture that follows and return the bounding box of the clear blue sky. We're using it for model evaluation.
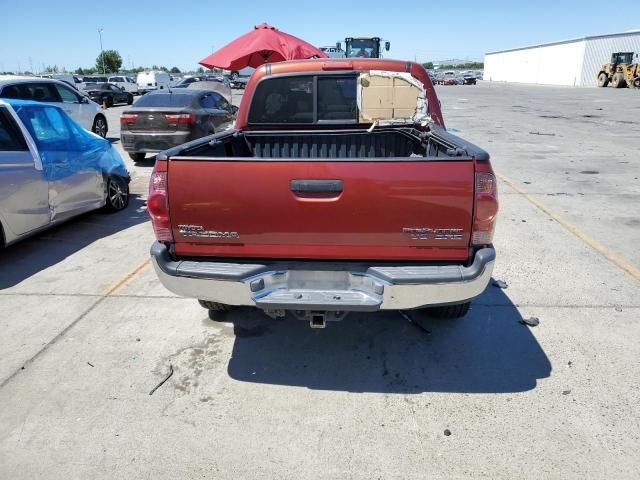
[2,0,639,72]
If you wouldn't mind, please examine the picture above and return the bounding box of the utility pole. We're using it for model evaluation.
[98,28,105,74]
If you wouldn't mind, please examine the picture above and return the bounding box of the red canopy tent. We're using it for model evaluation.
[199,23,327,71]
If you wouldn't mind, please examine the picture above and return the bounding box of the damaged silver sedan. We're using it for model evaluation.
[0,98,130,247]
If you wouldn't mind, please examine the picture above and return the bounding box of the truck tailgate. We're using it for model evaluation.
[167,160,474,261]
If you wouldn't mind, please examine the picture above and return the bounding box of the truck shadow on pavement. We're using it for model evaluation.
[225,285,551,394]
[0,195,149,290]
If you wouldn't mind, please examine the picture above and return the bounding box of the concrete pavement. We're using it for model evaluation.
[0,84,638,479]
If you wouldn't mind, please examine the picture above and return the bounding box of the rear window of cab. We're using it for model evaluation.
[248,75,358,124]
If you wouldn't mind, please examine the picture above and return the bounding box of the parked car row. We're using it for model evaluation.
[76,73,170,94]
[36,73,143,108]
[430,71,480,86]
[33,71,244,96]
[47,72,170,95]
[71,75,138,94]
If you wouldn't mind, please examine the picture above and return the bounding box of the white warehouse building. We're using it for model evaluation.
[484,31,640,87]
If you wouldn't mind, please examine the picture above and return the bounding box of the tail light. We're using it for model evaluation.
[164,113,196,124]
[120,113,138,124]
[148,160,173,242]
[471,170,499,246]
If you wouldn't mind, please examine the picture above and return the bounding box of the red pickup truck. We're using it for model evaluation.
[148,58,498,328]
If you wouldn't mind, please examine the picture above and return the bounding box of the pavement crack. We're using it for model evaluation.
[0,259,151,390]
[0,295,108,389]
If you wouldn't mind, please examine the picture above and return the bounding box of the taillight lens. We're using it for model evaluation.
[120,113,138,124]
[164,113,195,124]
[471,171,499,246]
[148,162,173,242]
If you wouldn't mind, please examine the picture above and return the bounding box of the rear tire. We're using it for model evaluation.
[92,115,107,138]
[128,152,146,162]
[633,77,640,89]
[230,71,239,81]
[597,72,609,87]
[103,176,129,212]
[424,302,471,319]
[198,300,234,314]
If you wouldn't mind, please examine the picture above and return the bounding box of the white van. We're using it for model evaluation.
[108,75,139,95]
[136,71,171,93]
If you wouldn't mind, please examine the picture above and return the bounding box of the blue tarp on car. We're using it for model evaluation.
[4,98,128,181]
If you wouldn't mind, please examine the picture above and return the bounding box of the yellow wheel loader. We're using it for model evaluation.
[597,52,640,88]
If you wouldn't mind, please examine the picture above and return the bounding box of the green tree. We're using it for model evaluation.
[422,62,434,70]
[75,67,85,75]
[170,66,181,74]
[196,66,204,74]
[96,49,123,74]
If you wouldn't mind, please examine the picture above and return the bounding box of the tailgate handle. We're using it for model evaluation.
[290,179,343,193]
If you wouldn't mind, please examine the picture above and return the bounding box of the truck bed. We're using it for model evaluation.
[161,126,486,161]
[161,126,486,262]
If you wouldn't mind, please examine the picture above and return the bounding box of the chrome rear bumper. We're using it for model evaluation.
[151,242,495,312]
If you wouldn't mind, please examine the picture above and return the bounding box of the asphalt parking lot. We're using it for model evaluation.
[1,83,639,479]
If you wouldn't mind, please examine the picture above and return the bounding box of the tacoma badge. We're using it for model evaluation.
[178,225,240,238]
[403,227,464,240]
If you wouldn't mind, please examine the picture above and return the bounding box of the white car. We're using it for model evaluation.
[0,76,108,137]
[108,75,139,95]
[136,71,171,93]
